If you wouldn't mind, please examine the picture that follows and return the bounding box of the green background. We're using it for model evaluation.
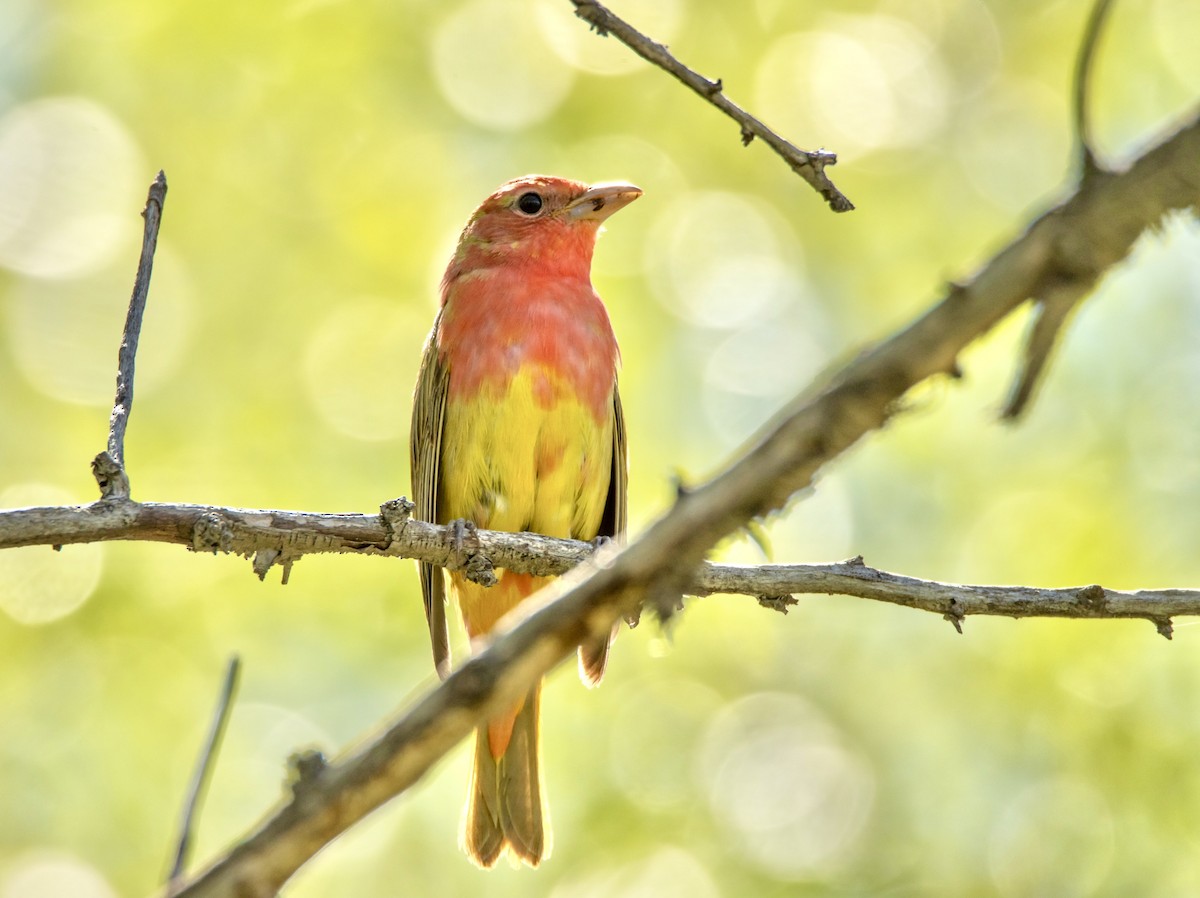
[2,0,1199,895]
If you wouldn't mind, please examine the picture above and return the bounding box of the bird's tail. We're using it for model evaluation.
[461,681,548,868]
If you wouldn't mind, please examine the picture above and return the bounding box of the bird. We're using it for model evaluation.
[410,175,640,867]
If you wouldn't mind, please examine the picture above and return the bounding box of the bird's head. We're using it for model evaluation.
[443,175,642,287]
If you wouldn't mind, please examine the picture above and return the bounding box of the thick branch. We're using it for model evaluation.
[569,0,853,213]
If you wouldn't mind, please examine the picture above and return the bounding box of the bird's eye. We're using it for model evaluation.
[516,192,544,215]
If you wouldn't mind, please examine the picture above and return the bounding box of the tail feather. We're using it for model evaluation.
[462,683,548,868]
[578,624,618,686]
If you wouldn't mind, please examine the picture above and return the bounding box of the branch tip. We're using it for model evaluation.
[1155,618,1174,640]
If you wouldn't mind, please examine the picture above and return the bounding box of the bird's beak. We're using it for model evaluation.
[565,182,643,222]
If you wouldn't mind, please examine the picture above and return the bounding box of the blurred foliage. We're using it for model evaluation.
[1,0,1199,895]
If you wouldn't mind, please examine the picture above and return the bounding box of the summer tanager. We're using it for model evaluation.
[410,175,640,867]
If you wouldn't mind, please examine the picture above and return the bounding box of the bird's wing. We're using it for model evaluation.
[579,380,628,685]
[599,379,628,540]
[411,315,452,679]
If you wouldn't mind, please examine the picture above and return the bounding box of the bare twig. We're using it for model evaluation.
[1001,278,1091,418]
[1003,0,1120,418]
[167,656,242,896]
[701,560,1188,637]
[569,0,854,213]
[97,170,168,500]
[1073,0,1116,175]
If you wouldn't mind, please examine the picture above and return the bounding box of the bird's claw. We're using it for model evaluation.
[450,518,471,569]
[590,534,614,552]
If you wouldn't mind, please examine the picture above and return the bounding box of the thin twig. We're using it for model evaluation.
[99,170,168,499]
[1001,279,1091,419]
[1072,0,1116,175]
[569,0,854,213]
[700,560,1186,637]
[167,655,242,896]
[1003,0,1121,418]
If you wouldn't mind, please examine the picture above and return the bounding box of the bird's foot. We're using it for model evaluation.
[448,519,498,587]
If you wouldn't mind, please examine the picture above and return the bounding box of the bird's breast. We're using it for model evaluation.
[438,274,618,424]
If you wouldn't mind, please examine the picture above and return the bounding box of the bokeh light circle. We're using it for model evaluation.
[0,484,103,626]
[533,0,683,76]
[988,777,1114,897]
[1152,0,1200,90]
[0,96,142,279]
[549,846,719,898]
[304,296,431,441]
[701,307,832,448]
[754,16,949,159]
[699,692,874,878]
[0,852,116,898]
[608,677,723,811]
[6,244,192,406]
[647,190,802,329]
[432,0,575,131]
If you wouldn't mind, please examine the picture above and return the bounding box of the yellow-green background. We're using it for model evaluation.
[1,0,1199,895]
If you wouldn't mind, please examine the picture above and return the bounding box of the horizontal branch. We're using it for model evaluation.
[3,498,1190,637]
[703,559,1187,637]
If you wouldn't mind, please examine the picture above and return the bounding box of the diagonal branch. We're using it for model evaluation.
[167,656,242,896]
[569,0,854,213]
[159,107,1200,898]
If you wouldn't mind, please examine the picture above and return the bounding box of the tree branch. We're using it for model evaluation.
[167,656,241,896]
[1072,0,1116,175]
[569,0,854,213]
[1002,0,1117,419]
[702,558,1187,638]
[2,500,1197,637]
[98,170,167,499]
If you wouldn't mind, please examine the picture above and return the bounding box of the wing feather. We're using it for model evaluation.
[579,380,628,685]
[411,314,452,679]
